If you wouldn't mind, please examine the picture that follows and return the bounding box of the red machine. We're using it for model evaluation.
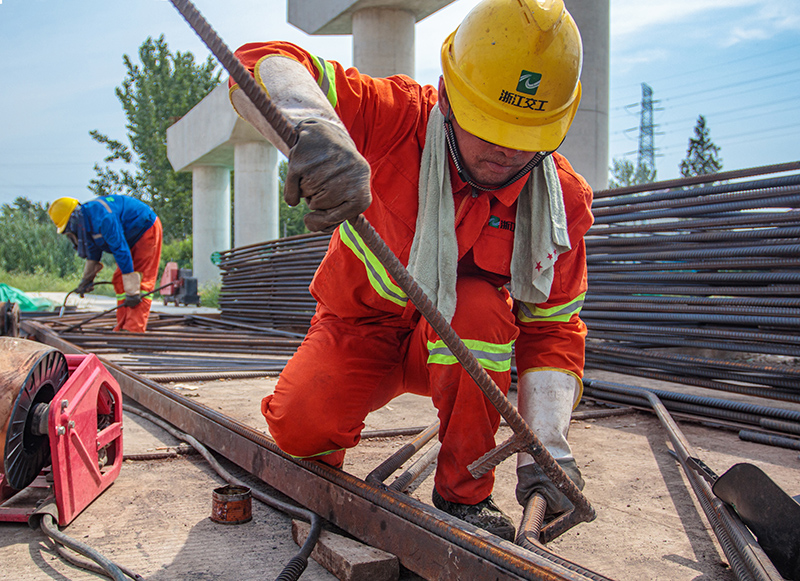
[159,262,201,307]
[0,338,123,525]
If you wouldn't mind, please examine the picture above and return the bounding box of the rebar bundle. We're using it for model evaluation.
[209,162,800,404]
[585,162,800,400]
[216,231,331,331]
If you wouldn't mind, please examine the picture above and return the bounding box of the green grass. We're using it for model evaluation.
[0,269,116,296]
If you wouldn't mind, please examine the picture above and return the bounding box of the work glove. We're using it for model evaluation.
[77,260,103,296]
[284,118,372,232]
[515,369,584,519]
[516,460,585,520]
[122,271,142,309]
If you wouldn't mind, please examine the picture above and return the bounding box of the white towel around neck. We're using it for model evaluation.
[406,107,571,322]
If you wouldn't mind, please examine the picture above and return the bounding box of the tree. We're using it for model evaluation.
[0,197,81,276]
[679,115,722,177]
[277,160,311,237]
[89,35,221,241]
[608,158,656,189]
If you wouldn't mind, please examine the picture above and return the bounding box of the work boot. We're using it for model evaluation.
[432,487,516,541]
[515,460,585,521]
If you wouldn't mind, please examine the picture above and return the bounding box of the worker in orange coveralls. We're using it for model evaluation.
[229,0,592,541]
[48,195,162,333]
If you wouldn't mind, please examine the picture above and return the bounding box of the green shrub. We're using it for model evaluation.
[0,218,83,277]
[160,236,193,272]
[199,281,220,308]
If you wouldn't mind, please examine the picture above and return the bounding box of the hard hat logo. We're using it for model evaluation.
[440,0,583,151]
[516,71,542,96]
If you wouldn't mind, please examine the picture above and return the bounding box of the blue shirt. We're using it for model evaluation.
[81,195,157,274]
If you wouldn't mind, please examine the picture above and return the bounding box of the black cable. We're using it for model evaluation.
[124,405,322,581]
[38,513,137,580]
[52,542,144,580]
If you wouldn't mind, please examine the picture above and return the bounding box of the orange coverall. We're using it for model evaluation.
[111,218,163,333]
[231,42,594,504]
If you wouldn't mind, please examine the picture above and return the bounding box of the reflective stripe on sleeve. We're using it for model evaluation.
[426,338,514,373]
[517,293,585,323]
[309,54,337,108]
[339,221,408,308]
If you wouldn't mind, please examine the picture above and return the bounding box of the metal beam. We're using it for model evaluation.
[22,320,611,581]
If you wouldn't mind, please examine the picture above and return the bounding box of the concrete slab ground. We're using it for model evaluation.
[2,298,799,580]
[0,402,341,581]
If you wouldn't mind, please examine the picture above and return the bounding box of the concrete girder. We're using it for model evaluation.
[287,0,454,35]
[166,83,279,286]
[288,0,456,78]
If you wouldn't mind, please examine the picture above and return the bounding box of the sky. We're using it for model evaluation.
[0,0,798,208]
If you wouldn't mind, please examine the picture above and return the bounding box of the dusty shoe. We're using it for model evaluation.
[432,488,515,541]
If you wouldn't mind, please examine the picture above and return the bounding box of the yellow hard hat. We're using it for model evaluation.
[441,0,583,152]
[48,197,80,233]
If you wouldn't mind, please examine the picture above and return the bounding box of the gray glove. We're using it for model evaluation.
[284,118,372,232]
[123,294,141,308]
[121,272,142,308]
[516,460,585,520]
[77,260,103,296]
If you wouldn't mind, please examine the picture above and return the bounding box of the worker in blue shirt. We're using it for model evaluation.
[48,195,163,332]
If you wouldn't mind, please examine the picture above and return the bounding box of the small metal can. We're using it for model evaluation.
[210,484,252,524]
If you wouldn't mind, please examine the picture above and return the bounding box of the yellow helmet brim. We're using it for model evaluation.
[47,197,80,233]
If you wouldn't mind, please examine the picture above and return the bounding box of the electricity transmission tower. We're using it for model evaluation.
[637,83,657,176]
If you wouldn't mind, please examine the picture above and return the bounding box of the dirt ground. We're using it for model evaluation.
[2,349,798,580]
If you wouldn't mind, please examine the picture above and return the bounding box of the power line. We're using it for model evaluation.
[612,42,800,94]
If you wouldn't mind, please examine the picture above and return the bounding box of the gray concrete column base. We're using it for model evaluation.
[192,166,231,286]
[352,8,415,78]
[234,142,280,248]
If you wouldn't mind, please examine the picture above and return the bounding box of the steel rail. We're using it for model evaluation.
[584,321,800,345]
[586,226,800,248]
[588,271,800,284]
[593,160,800,198]
[584,283,800,297]
[581,380,785,581]
[584,362,800,405]
[587,209,800,235]
[583,380,800,424]
[589,331,800,358]
[585,352,800,390]
[23,319,612,581]
[584,300,800,319]
[582,308,800,329]
[586,345,800,381]
[592,183,800,218]
[592,192,800,225]
[586,258,800,272]
[581,384,800,446]
[586,243,800,262]
[592,173,800,209]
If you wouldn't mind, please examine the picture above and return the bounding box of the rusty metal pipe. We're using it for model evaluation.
[583,382,785,581]
[366,421,439,485]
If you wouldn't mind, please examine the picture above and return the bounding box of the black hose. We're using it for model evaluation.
[124,405,322,581]
[52,542,144,580]
[39,513,136,580]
